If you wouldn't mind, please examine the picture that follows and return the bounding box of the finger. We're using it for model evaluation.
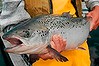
[91,16,99,30]
[90,21,96,31]
[58,35,66,47]
[50,41,56,49]
[58,35,64,47]
[51,35,58,49]
[93,20,99,30]
[52,35,60,49]
[50,35,57,48]
[51,34,64,52]
[57,35,66,52]
[62,39,66,48]
[55,34,64,50]
[86,12,93,31]
[50,35,66,52]
[90,17,98,31]
[56,35,63,52]
[38,53,52,60]
[50,35,53,41]
[86,12,93,17]
[50,35,55,48]
[59,38,66,52]
[86,11,98,31]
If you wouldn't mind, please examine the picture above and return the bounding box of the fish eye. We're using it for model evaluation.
[23,31,30,38]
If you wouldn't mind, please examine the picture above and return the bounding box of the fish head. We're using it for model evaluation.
[2,19,49,54]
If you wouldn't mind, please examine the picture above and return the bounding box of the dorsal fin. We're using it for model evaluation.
[61,12,73,18]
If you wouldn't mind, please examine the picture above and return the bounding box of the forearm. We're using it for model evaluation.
[85,0,99,30]
[85,0,99,10]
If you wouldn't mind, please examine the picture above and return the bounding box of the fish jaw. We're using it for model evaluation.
[4,37,23,46]
[3,35,27,53]
[3,36,27,54]
[3,36,48,54]
[4,43,48,54]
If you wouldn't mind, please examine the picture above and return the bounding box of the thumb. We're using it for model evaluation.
[90,21,95,31]
[86,12,92,17]
[86,12,96,31]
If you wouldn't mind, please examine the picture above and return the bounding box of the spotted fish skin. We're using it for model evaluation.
[2,14,90,62]
[28,15,90,49]
[3,14,90,50]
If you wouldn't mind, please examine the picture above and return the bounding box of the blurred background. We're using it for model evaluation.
[0,0,2,13]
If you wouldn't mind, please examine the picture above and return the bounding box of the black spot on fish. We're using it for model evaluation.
[39,32,41,34]
[43,34,45,36]
[42,31,44,33]
[51,22,53,23]
[50,26,53,29]
[65,22,69,25]
[23,31,25,32]
[28,29,30,30]
[79,26,81,28]
[62,23,65,26]
[60,26,63,28]
[45,33,47,36]
[72,25,75,27]
[63,32,65,34]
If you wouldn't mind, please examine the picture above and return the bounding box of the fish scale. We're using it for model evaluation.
[33,15,90,49]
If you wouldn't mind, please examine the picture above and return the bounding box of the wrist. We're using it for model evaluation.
[89,1,99,10]
[92,6,99,10]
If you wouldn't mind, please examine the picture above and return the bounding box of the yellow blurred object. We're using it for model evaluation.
[24,0,76,17]
[24,0,90,66]
[52,0,76,15]
[24,0,51,17]
[33,41,90,66]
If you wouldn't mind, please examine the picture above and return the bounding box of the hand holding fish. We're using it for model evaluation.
[86,6,99,31]
[38,35,66,60]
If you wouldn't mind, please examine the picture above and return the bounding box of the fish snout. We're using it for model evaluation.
[2,35,8,39]
[4,37,23,46]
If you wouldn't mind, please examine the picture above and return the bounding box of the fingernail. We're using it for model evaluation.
[63,39,66,41]
[90,27,92,31]
[58,34,61,37]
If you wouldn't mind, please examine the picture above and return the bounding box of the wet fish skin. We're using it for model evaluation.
[2,13,90,62]
[10,14,90,48]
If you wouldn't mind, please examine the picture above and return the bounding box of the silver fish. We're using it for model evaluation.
[2,13,90,62]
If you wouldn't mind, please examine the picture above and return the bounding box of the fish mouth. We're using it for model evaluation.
[4,37,23,52]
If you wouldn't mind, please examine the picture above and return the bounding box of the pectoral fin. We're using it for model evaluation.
[46,45,68,62]
[29,54,39,64]
[77,47,86,50]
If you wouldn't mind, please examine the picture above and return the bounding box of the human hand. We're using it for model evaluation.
[86,6,99,31]
[38,34,66,60]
